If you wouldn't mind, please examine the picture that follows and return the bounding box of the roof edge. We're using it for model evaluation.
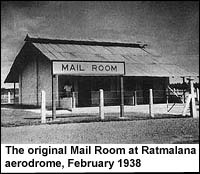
[24,34,147,48]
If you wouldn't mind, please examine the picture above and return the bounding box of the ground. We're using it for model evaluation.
[1,104,199,144]
[1,117,199,144]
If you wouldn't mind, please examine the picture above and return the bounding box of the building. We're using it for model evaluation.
[4,35,198,111]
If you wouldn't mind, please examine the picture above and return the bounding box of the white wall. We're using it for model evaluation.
[20,54,52,107]
[21,58,37,105]
[37,57,52,107]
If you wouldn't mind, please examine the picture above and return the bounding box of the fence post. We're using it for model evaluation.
[72,92,76,108]
[182,94,192,116]
[8,92,11,104]
[189,79,197,118]
[149,89,154,118]
[196,88,199,102]
[41,90,46,123]
[99,89,104,120]
[134,91,137,106]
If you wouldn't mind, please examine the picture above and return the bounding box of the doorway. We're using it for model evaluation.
[143,78,154,104]
[78,77,91,107]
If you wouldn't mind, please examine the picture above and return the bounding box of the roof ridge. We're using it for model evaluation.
[24,34,147,48]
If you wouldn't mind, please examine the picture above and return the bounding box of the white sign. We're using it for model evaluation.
[52,61,124,75]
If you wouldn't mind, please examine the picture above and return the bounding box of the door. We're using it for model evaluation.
[78,77,91,107]
[143,78,154,104]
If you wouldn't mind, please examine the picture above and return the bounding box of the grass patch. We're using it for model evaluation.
[1,105,192,128]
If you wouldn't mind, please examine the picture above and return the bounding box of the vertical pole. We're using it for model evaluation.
[36,57,39,106]
[189,78,197,118]
[99,89,104,120]
[19,73,22,105]
[56,75,59,105]
[52,75,56,120]
[134,90,137,106]
[120,76,124,118]
[41,90,46,123]
[196,88,199,102]
[182,77,186,103]
[72,92,76,108]
[149,89,154,117]
[182,94,192,116]
[13,83,16,104]
[166,88,169,111]
[8,91,11,104]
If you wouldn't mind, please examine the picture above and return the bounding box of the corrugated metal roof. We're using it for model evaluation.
[125,63,196,77]
[32,42,197,77]
[4,36,198,83]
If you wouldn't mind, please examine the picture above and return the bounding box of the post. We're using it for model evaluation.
[182,94,192,116]
[196,88,199,102]
[120,76,124,118]
[149,89,154,117]
[41,90,46,123]
[181,77,186,103]
[52,75,57,120]
[99,89,104,120]
[166,88,169,111]
[134,90,137,106]
[19,73,22,104]
[8,91,11,104]
[72,92,76,108]
[189,78,197,118]
[13,83,16,104]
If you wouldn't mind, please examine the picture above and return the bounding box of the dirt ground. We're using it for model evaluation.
[1,104,199,144]
[1,117,199,144]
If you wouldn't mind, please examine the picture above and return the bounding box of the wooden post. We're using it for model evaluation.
[13,83,16,104]
[99,89,104,120]
[8,91,11,104]
[189,78,197,118]
[166,88,169,111]
[19,73,22,105]
[196,88,199,102]
[182,94,192,116]
[134,90,137,106]
[72,92,76,108]
[181,77,186,103]
[52,75,57,120]
[149,89,154,117]
[41,90,46,123]
[120,76,124,118]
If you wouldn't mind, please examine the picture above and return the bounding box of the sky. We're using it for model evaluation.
[1,1,199,88]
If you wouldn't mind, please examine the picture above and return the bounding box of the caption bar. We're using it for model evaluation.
[1,144,199,172]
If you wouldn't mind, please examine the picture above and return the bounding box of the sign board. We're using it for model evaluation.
[52,61,124,75]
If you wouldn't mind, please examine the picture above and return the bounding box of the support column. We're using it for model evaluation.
[166,87,169,111]
[13,83,16,104]
[52,75,58,120]
[120,76,124,118]
[19,73,22,104]
[56,75,59,107]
